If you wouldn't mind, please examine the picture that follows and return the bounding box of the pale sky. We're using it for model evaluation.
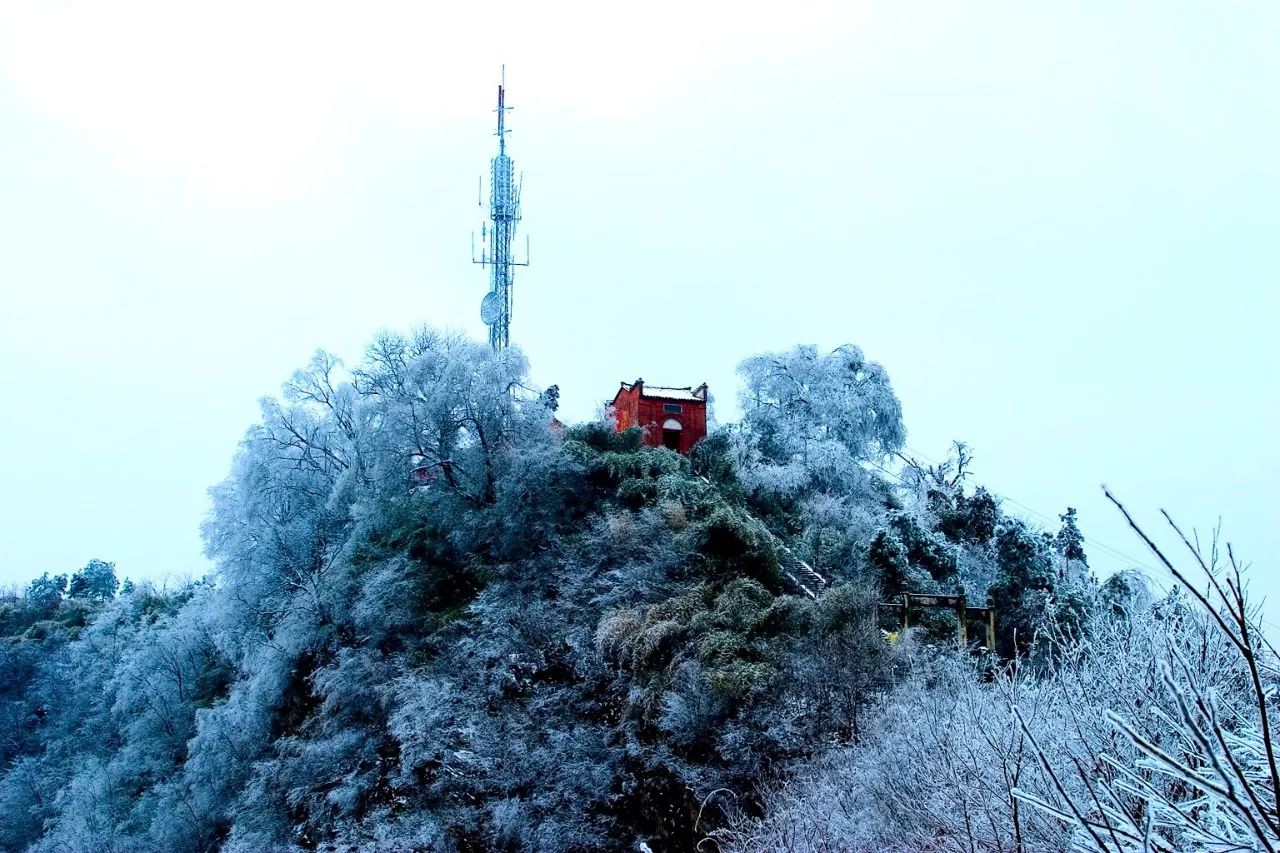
[1,2,1275,622]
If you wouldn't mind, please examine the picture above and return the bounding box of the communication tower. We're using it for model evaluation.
[472,71,528,350]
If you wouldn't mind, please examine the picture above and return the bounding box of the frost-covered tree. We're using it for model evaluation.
[987,518,1059,656]
[734,343,905,499]
[1054,507,1087,564]
[25,572,67,611]
[726,344,906,590]
[353,328,554,507]
[68,558,118,602]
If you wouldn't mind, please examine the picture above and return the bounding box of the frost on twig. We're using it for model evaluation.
[1011,492,1279,852]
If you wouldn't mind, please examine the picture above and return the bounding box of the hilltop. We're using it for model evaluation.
[0,328,1270,852]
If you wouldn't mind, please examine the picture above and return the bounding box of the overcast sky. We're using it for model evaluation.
[1,2,1275,621]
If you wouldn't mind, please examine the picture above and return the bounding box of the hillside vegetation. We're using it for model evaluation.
[1,328,1272,852]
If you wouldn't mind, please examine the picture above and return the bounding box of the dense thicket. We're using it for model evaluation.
[726,530,1278,852]
[3,330,1266,852]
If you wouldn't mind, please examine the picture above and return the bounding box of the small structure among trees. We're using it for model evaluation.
[609,378,708,454]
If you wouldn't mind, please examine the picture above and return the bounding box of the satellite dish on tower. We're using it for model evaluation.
[480,291,502,326]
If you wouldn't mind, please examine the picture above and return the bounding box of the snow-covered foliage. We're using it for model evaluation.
[733,343,903,500]
[725,515,1276,853]
[0,329,1209,851]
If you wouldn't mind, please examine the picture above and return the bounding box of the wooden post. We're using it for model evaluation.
[956,594,967,646]
[901,593,910,632]
[986,608,996,652]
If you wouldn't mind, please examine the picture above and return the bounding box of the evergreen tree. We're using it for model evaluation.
[26,572,67,611]
[1053,507,1087,564]
[67,559,118,602]
[987,519,1054,656]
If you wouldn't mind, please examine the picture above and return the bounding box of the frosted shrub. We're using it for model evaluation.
[728,500,1275,853]
[1012,496,1280,853]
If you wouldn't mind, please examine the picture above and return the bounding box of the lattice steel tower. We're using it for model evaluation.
[473,73,528,351]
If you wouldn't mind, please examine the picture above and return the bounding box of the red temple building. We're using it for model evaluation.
[609,379,709,454]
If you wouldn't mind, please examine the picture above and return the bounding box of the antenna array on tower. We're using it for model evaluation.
[472,72,529,351]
